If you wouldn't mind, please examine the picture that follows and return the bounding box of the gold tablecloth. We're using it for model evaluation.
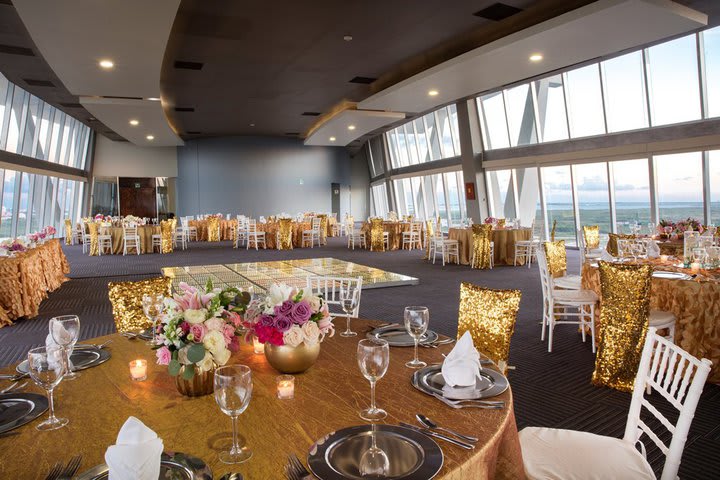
[582,262,720,383]
[0,319,525,479]
[449,228,532,266]
[360,221,424,251]
[98,225,161,254]
[0,239,69,326]
[256,221,317,249]
[188,219,237,241]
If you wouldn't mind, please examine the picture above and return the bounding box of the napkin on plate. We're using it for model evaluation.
[440,331,482,398]
[45,322,75,370]
[646,240,660,258]
[105,416,163,480]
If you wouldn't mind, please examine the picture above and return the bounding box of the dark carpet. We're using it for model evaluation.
[0,238,717,478]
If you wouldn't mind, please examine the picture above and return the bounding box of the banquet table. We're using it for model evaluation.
[98,225,160,254]
[581,261,720,383]
[0,319,525,479]
[360,221,424,251]
[448,228,532,266]
[256,220,311,249]
[0,239,69,327]
[188,219,238,241]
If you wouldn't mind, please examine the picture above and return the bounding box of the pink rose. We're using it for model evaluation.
[291,300,312,324]
[223,324,235,345]
[205,317,225,332]
[226,311,243,327]
[318,317,334,332]
[189,323,206,342]
[156,346,171,365]
[228,335,240,352]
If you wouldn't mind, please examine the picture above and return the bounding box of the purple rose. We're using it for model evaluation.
[258,314,275,328]
[274,314,292,332]
[291,300,312,324]
[274,300,295,316]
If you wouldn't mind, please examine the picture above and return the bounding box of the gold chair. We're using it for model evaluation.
[160,219,176,254]
[582,225,600,250]
[276,218,294,250]
[423,219,436,259]
[64,219,72,245]
[470,224,493,269]
[369,218,388,252]
[606,233,636,257]
[318,214,328,245]
[592,261,652,392]
[543,240,582,290]
[108,277,172,333]
[87,222,100,256]
[207,217,220,242]
[457,282,521,369]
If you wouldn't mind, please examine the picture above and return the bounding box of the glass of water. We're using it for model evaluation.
[27,346,68,431]
[357,339,390,421]
[214,365,253,464]
[339,285,359,337]
[404,306,429,368]
[49,315,80,380]
[142,293,165,343]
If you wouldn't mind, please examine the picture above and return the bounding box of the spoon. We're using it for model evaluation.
[218,473,244,480]
[416,414,479,443]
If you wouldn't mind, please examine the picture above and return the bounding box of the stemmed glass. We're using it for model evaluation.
[214,365,253,464]
[404,306,429,369]
[49,315,80,380]
[142,294,165,343]
[27,346,68,431]
[359,423,390,476]
[339,285,359,337]
[357,339,389,421]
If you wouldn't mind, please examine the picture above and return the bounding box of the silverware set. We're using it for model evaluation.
[284,453,313,480]
[0,372,29,382]
[431,392,505,409]
[75,339,112,350]
[0,380,28,394]
[419,338,456,348]
[398,422,475,450]
[44,454,82,480]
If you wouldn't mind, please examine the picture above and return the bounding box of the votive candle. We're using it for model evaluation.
[660,254,669,262]
[253,336,265,355]
[129,359,147,381]
[277,375,295,399]
[690,262,701,273]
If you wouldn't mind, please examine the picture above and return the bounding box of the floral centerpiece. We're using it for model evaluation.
[0,238,28,255]
[122,215,144,226]
[658,218,705,237]
[484,217,497,224]
[44,225,57,238]
[153,281,250,394]
[206,213,224,220]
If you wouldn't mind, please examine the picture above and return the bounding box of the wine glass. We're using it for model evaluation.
[692,247,706,265]
[142,293,165,343]
[404,306,429,368]
[357,339,390,421]
[214,365,253,464]
[49,315,80,380]
[27,346,68,431]
[339,285,359,337]
[359,423,390,476]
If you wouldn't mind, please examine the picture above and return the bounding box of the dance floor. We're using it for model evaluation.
[161,257,419,292]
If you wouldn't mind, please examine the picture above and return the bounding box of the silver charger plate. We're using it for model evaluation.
[0,392,48,434]
[308,424,443,480]
[75,451,212,480]
[412,364,509,400]
[16,348,111,375]
[367,325,439,347]
[653,270,691,280]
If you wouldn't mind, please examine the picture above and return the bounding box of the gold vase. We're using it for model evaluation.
[175,367,215,397]
[264,342,321,374]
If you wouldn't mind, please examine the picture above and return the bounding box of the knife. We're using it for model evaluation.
[398,422,475,450]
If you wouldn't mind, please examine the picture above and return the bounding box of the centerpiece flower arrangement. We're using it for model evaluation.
[484,217,497,224]
[44,225,57,238]
[0,238,28,254]
[153,281,251,386]
[658,218,705,236]
[122,215,144,226]
[206,213,224,220]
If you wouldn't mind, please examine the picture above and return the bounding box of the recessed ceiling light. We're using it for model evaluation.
[428,89,439,96]
[146,97,161,101]
[529,53,543,62]
[146,135,154,141]
[329,136,336,142]
[250,123,255,127]
[98,59,114,69]
[348,125,356,131]
[343,35,353,42]
[129,119,139,126]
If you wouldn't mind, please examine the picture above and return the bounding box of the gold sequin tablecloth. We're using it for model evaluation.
[582,262,720,383]
[449,228,532,266]
[255,221,312,249]
[360,221,424,250]
[98,225,160,254]
[188,219,237,241]
[0,239,69,326]
[0,319,525,479]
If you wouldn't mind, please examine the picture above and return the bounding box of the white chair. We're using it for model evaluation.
[246,220,266,250]
[330,213,339,236]
[184,218,198,242]
[306,276,362,319]
[520,327,712,480]
[537,248,598,353]
[71,225,83,246]
[173,228,187,251]
[122,226,141,255]
[151,233,162,253]
[302,217,322,248]
[234,219,248,249]
[579,228,603,261]
[347,220,366,250]
[514,220,541,268]
[98,233,113,255]
[81,231,92,254]
[429,231,460,266]
[401,222,423,250]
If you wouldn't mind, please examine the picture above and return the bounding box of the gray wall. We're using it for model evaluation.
[176,136,368,218]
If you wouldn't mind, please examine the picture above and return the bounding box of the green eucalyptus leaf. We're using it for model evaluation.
[182,364,195,380]
[168,359,181,376]
[187,343,206,363]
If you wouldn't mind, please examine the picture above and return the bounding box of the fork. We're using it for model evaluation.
[286,453,313,480]
[432,393,505,409]
[44,462,63,480]
[59,454,82,479]
[1,381,28,394]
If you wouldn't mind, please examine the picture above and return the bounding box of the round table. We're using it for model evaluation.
[361,221,422,250]
[98,225,160,254]
[188,219,237,241]
[0,319,525,479]
[448,228,532,266]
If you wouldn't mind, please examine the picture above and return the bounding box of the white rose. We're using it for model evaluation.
[302,321,320,346]
[202,330,226,356]
[267,283,294,308]
[177,346,193,365]
[212,347,231,366]
[283,325,305,347]
[197,351,215,372]
[184,309,207,324]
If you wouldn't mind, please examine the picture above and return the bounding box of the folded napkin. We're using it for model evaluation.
[105,417,163,480]
[646,240,660,258]
[45,322,74,370]
[600,250,615,262]
[441,332,482,398]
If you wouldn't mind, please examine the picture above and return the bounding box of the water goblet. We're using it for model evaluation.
[27,346,68,431]
[339,285,359,337]
[142,293,165,343]
[404,306,429,368]
[214,365,253,464]
[49,315,80,380]
[357,339,390,421]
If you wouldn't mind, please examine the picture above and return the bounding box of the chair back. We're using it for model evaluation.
[277,218,294,250]
[123,226,138,237]
[160,219,176,253]
[108,277,171,333]
[535,247,554,306]
[87,222,100,256]
[470,224,493,269]
[64,219,72,245]
[624,328,712,480]
[607,233,636,256]
[410,222,422,234]
[369,218,385,251]
[582,225,600,250]
[345,215,355,232]
[247,219,258,233]
[317,214,328,242]
[550,219,557,242]
[306,276,363,318]
[457,282,521,368]
[542,241,567,278]
[207,217,220,242]
[311,217,321,231]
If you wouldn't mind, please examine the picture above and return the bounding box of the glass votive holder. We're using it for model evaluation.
[660,254,669,262]
[690,262,701,273]
[129,359,147,381]
[276,375,295,399]
[252,336,265,355]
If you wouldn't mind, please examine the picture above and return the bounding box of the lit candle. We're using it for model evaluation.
[253,336,265,355]
[129,359,147,381]
[690,262,701,273]
[660,255,669,262]
[277,375,295,399]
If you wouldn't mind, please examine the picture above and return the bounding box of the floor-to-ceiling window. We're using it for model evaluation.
[487,170,515,219]
[573,163,611,243]
[541,165,576,246]
[611,159,652,232]
[655,152,704,222]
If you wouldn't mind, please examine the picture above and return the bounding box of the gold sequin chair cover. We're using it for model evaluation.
[606,233,636,256]
[87,222,100,256]
[470,224,493,270]
[370,218,385,252]
[318,214,328,245]
[207,217,220,242]
[160,219,176,254]
[582,225,600,250]
[591,261,652,392]
[108,277,172,333]
[424,219,436,259]
[277,218,294,250]
[64,219,72,245]
[542,240,567,278]
[457,282,522,367]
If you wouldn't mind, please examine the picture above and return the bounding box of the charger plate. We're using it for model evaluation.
[412,364,508,400]
[0,393,48,434]
[16,348,110,374]
[367,325,439,347]
[75,451,212,479]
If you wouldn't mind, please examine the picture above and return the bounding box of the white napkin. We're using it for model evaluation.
[45,322,74,370]
[600,250,615,262]
[441,332,482,398]
[646,240,660,258]
[105,417,163,480]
